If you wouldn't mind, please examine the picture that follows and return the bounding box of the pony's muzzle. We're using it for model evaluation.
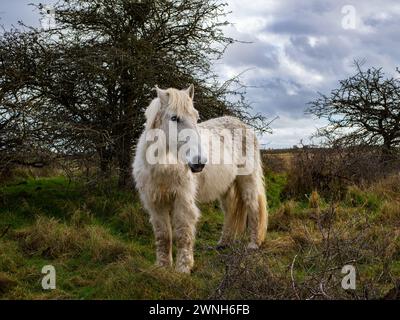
[188,155,207,173]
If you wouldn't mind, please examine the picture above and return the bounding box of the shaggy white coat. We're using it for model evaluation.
[133,86,268,273]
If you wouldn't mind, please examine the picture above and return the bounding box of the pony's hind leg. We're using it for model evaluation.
[172,197,200,273]
[149,206,173,267]
[236,174,268,249]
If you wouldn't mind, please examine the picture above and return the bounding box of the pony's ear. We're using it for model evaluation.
[184,84,194,99]
[155,85,169,106]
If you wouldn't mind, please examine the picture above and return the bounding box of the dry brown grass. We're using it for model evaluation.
[91,255,207,299]
[14,216,129,263]
[368,174,400,201]
[308,190,320,209]
[69,207,94,228]
[263,235,296,254]
[210,206,400,300]
[0,272,17,294]
[377,201,400,225]
[268,200,296,231]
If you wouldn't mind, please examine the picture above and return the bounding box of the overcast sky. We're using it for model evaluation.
[1,1,400,148]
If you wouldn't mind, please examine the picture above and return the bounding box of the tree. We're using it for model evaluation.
[1,0,268,187]
[0,30,53,175]
[307,62,400,156]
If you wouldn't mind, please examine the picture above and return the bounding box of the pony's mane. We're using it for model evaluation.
[164,88,195,117]
[145,87,197,129]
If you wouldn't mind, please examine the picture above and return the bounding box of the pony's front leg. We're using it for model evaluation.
[172,197,200,273]
[149,208,173,267]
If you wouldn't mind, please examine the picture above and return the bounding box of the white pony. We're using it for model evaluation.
[133,85,268,273]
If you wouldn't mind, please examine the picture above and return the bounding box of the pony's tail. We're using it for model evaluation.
[222,168,268,245]
[256,177,268,245]
[227,180,248,238]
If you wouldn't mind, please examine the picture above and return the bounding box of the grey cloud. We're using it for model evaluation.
[220,0,400,147]
[2,1,400,147]
[222,41,279,69]
[268,19,317,35]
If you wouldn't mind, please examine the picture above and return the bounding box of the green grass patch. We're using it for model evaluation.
[265,172,287,211]
[1,175,399,299]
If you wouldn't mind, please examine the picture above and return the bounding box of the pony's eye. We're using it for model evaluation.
[170,115,179,122]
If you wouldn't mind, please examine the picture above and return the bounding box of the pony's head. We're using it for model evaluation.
[145,85,208,173]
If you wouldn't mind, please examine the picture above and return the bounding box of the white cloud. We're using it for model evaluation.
[260,115,327,148]
[219,0,400,148]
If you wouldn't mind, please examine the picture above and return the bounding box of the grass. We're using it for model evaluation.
[0,176,224,299]
[0,174,399,299]
[265,172,287,210]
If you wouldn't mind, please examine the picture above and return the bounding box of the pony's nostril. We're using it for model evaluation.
[188,162,205,173]
[188,155,207,173]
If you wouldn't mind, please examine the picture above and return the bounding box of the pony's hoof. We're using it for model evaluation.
[215,244,228,250]
[175,265,191,274]
[155,260,172,268]
[247,242,259,250]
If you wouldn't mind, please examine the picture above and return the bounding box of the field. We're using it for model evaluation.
[0,155,400,299]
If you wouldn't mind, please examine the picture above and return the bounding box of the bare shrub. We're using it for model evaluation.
[285,147,400,200]
[261,150,293,173]
[209,206,399,300]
